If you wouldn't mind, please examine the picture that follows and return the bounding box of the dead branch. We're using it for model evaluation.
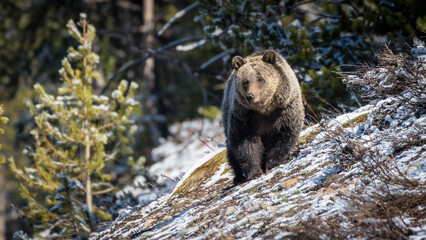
[100,36,205,95]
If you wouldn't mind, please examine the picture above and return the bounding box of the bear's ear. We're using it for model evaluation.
[232,56,246,70]
[262,50,276,64]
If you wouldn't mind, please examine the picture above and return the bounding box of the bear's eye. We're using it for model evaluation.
[257,77,264,83]
[243,80,249,87]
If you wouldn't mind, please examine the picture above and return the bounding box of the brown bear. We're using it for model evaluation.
[222,50,304,184]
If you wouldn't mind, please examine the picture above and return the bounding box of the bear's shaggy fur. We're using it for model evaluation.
[222,50,304,184]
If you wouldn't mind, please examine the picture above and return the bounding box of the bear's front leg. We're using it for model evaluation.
[227,136,263,184]
[262,129,298,172]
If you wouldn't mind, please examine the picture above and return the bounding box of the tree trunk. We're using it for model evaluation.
[142,0,155,93]
[83,94,92,213]
[82,17,93,214]
[142,0,161,145]
[85,127,92,213]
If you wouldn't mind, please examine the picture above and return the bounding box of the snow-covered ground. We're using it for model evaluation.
[150,119,225,181]
[95,46,425,240]
[94,95,425,239]
[118,118,226,203]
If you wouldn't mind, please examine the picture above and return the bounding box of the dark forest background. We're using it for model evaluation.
[0,0,425,239]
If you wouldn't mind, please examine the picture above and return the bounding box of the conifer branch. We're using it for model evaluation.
[40,131,76,164]
[33,136,57,186]
[97,119,121,131]
[9,158,36,186]
[61,69,73,87]
[92,186,116,195]
[22,187,86,238]
[63,175,81,237]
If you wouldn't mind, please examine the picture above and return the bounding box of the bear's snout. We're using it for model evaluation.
[246,93,255,102]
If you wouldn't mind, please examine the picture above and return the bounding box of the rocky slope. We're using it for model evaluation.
[92,46,425,240]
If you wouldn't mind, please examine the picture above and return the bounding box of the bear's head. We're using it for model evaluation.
[232,50,281,113]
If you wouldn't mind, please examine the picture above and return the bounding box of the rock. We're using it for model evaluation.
[338,187,349,196]
[222,205,238,216]
[406,161,421,175]
[283,177,300,190]
[142,219,156,228]
[242,199,272,212]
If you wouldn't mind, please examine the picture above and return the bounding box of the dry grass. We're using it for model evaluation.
[288,45,426,239]
[341,45,426,101]
[290,141,425,239]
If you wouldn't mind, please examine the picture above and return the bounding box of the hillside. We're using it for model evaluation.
[92,47,425,240]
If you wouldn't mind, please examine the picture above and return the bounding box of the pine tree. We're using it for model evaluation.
[0,105,8,164]
[10,13,142,239]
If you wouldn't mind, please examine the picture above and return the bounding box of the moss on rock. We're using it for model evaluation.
[172,150,230,198]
